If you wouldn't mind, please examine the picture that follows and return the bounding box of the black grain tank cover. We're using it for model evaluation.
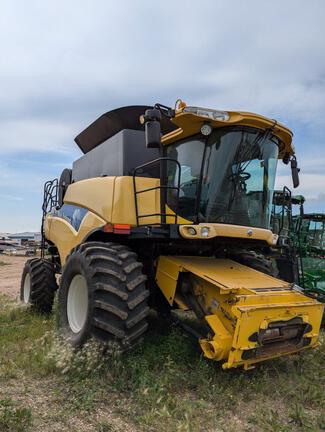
[74,105,178,154]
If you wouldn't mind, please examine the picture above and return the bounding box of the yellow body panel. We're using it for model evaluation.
[113,176,160,225]
[64,177,115,221]
[44,211,106,264]
[156,256,323,369]
[162,110,294,158]
[156,256,289,297]
[45,176,161,263]
[46,176,279,265]
[63,176,161,225]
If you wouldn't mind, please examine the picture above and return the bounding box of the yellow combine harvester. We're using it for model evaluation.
[21,101,323,369]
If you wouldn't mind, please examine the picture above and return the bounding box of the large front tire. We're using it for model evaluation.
[20,258,58,313]
[58,242,150,349]
[231,250,279,277]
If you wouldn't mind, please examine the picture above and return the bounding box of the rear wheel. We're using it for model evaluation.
[20,258,58,313]
[58,242,150,349]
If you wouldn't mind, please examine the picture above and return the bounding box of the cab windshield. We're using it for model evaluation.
[167,126,279,229]
[303,219,325,249]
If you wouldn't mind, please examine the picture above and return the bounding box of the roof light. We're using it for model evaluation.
[175,99,187,110]
[183,106,230,121]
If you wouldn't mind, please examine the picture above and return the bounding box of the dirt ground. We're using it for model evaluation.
[0,255,28,298]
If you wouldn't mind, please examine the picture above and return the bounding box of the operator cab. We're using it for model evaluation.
[143,101,300,232]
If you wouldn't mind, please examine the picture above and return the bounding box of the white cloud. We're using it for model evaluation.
[0,0,324,229]
[0,0,324,128]
[0,119,78,154]
[0,194,23,202]
[275,173,325,201]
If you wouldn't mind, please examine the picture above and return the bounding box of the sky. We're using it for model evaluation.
[0,0,324,232]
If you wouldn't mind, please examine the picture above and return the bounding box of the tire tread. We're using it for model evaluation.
[58,241,149,349]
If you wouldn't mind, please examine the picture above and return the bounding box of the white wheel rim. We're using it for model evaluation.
[67,274,89,333]
[23,273,31,304]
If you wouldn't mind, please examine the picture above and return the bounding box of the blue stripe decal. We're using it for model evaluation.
[53,204,88,231]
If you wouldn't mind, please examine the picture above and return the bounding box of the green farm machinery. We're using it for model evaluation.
[271,189,325,322]
[294,213,325,303]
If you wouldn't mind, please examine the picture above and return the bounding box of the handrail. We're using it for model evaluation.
[133,157,181,226]
[41,178,58,257]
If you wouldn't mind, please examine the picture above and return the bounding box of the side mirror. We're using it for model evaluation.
[291,156,300,188]
[142,108,161,148]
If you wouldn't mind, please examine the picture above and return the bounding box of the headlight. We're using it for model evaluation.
[201,227,210,237]
[187,227,197,236]
[183,106,230,121]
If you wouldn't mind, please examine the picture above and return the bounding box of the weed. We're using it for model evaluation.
[96,420,117,431]
[0,398,32,432]
[0,303,54,378]
[45,334,120,378]
[248,408,291,432]
[289,403,314,429]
